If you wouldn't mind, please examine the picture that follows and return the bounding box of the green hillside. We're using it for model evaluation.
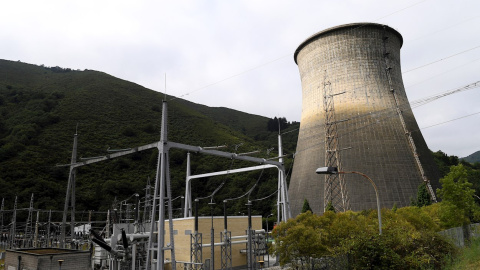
[0,59,299,217]
[462,150,480,164]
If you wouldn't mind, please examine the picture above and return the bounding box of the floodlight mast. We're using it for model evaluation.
[316,167,382,235]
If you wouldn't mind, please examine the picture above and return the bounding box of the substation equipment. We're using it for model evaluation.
[53,100,290,270]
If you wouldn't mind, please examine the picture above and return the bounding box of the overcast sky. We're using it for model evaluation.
[1,0,479,158]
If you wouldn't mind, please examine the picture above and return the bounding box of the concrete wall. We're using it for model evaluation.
[439,223,480,247]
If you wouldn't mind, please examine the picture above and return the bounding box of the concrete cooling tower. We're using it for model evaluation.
[288,23,441,216]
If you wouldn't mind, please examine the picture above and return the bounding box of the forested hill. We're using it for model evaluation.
[0,59,299,216]
[462,150,480,163]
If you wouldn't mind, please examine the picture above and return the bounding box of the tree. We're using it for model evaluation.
[270,211,328,268]
[437,164,480,227]
[301,198,312,213]
[392,203,398,212]
[414,183,432,207]
[267,117,289,132]
[325,201,336,213]
[270,209,454,270]
[432,150,460,177]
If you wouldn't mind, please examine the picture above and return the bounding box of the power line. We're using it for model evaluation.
[169,55,290,102]
[405,57,480,89]
[406,15,480,44]
[419,111,480,130]
[372,0,430,22]
[403,44,480,74]
[293,81,480,156]
[168,0,432,101]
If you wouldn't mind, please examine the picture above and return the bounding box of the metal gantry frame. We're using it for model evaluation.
[184,134,291,224]
[184,161,277,218]
[58,100,290,270]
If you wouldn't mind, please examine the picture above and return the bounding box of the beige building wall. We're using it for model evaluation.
[164,216,262,270]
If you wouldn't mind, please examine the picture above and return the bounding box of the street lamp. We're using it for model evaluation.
[265,213,273,234]
[316,167,382,235]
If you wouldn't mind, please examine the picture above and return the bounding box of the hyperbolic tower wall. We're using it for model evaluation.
[288,23,441,216]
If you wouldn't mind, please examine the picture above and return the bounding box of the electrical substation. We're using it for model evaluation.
[1,100,288,270]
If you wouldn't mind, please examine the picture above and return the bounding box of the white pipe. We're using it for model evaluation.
[231,230,265,240]
[201,240,248,247]
[116,233,149,242]
[131,244,137,270]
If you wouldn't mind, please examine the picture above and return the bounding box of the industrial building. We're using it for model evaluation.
[4,248,90,270]
[164,216,263,270]
[289,23,441,215]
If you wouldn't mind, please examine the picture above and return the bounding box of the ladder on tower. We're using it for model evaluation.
[382,30,437,202]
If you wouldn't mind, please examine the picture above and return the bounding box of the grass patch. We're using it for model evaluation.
[444,237,480,270]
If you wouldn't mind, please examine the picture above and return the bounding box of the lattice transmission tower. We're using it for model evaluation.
[323,71,350,212]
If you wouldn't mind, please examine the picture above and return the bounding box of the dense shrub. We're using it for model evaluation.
[271,209,455,270]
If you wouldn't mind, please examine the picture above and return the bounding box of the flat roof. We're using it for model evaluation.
[6,248,89,256]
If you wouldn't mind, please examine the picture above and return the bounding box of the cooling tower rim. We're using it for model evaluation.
[294,22,403,64]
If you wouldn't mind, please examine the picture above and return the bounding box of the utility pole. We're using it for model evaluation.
[144,177,152,224]
[61,131,78,248]
[25,193,34,247]
[47,210,52,248]
[0,198,4,237]
[9,196,17,248]
[146,101,176,270]
[34,211,40,248]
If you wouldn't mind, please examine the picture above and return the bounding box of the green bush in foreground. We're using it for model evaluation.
[271,209,455,270]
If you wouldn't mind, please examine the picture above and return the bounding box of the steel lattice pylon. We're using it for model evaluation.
[323,71,350,212]
[220,231,232,270]
[9,196,17,248]
[191,232,203,270]
[253,231,266,270]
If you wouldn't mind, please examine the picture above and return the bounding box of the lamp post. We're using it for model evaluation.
[265,213,273,235]
[316,167,382,235]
